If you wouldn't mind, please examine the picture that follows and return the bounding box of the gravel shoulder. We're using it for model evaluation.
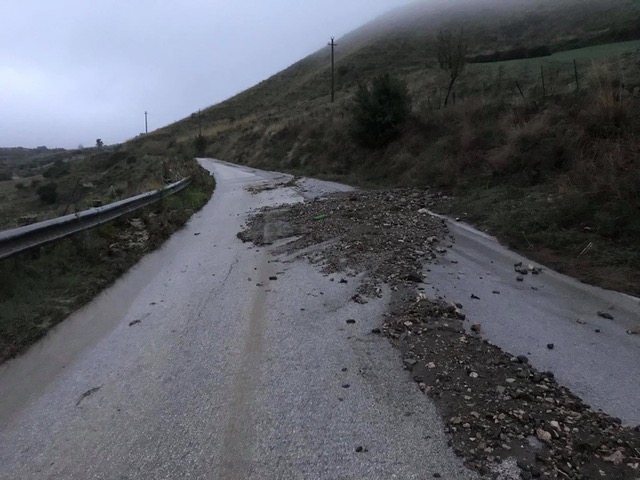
[239,183,640,480]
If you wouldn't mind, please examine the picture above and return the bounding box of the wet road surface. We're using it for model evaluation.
[425,216,640,426]
[0,160,476,480]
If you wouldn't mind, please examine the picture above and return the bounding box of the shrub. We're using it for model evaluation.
[37,182,58,204]
[350,74,411,148]
[43,160,70,179]
[194,134,208,155]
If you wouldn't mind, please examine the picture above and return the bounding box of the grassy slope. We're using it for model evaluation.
[111,0,640,295]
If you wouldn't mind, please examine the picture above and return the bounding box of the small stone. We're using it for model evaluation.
[471,294,480,300]
[339,279,348,284]
[128,320,141,327]
[433,474,442,479]
[371,328,382,334]
[547,343,554,350]
[406,272,423,283]
[427,362,436,369]
[493,290,500,294]
[604,450,624,465]
[404,358,418,370]
[469,372,479,378]
[536,429,552,443]
[346,319,356,324]
[471,324,481,333]
[517,355,529,364]
[269,276,278,281]
[496,386,506,394]
[597,311,614,320]
[516,276,524,282]
[342,384,350,389]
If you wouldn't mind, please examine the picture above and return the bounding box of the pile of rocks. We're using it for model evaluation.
[239,188,449,291]
[385,297,640,479]
[239,186,640,479]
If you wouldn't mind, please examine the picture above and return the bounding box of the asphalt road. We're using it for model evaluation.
[425,215,640,426]
[0,160,476,480]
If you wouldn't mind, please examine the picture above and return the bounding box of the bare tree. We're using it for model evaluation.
[436,29,468,107]
[96,138,104,149]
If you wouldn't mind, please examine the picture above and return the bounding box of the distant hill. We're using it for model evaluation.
[129,0,640,295]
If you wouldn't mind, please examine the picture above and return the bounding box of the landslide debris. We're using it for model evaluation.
[238,188,450,293]
[238,187,640,480]
[387,297,640,480]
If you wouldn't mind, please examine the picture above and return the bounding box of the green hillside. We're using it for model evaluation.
[138,0,640,294]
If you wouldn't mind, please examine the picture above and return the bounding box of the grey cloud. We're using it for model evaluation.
[0,0,410,148]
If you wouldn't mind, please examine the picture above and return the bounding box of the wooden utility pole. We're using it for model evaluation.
[328,37,337,102]
[144,111,148,134]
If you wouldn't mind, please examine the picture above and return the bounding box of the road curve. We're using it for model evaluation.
[0,160,476,480]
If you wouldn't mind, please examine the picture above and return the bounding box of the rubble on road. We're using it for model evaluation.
[238,188,449,293]
[238,186,640,480]
[386,297,640,480]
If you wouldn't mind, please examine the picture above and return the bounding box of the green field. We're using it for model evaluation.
[481,39,640,72]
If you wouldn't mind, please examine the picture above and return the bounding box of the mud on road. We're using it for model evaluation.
[239,186,640,480]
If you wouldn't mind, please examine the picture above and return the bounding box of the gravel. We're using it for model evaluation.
[238,187,640,480]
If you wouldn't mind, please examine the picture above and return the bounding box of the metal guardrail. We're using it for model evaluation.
[0,177,192,260]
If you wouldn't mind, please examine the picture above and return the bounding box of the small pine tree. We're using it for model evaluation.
[351,74,411,149]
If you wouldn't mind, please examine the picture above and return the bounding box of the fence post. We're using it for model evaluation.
[573,59,580,91]
[541,65,546,98]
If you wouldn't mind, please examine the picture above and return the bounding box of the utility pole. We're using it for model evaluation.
[144,111,148,134]
[328,37,337,102]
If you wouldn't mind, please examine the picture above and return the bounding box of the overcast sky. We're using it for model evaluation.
[0,0,411,149]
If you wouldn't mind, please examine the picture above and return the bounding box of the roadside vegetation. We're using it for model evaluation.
[0,159,214,363]
[0,134,214,362]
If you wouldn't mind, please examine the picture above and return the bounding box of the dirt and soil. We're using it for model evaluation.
[238,186,640,480]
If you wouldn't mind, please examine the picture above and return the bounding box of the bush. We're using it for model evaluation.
[350,74,411,149]
[43,160,70,179]
[37,182,58,204]
[194,134,208,155]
